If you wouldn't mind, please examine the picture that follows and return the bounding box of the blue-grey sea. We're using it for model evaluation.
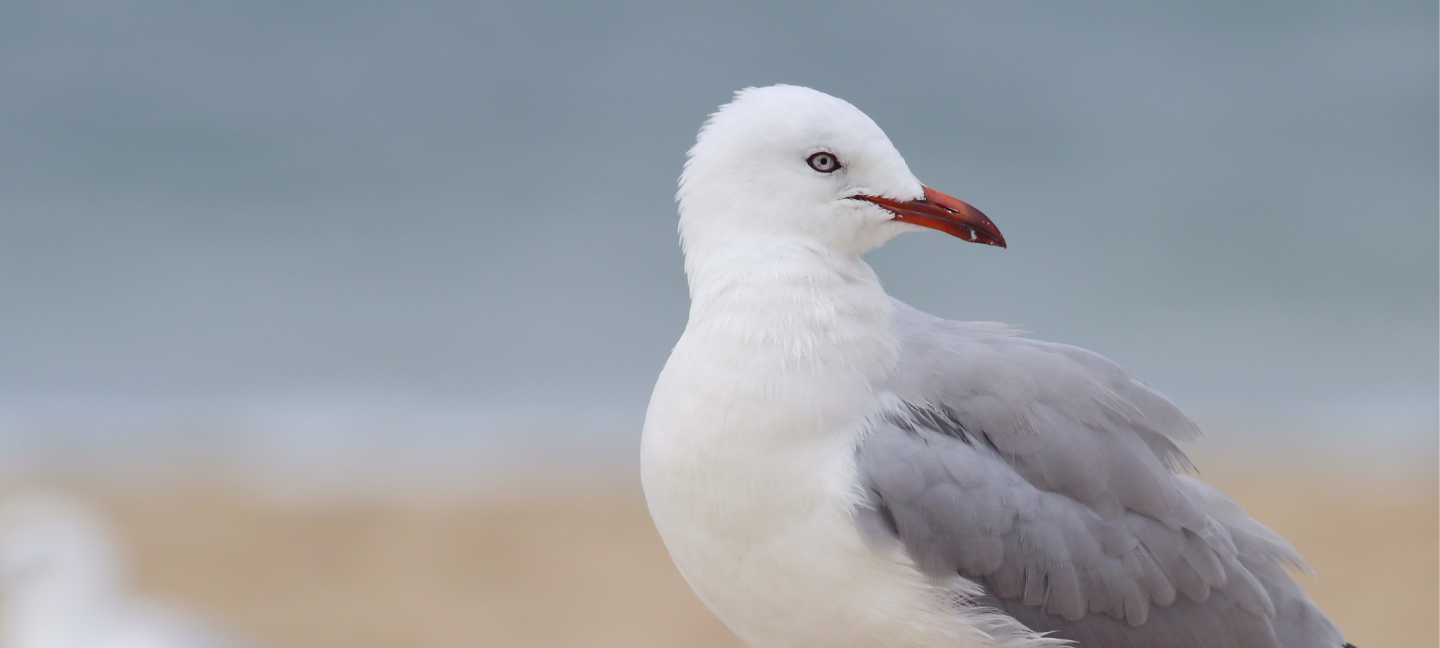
[1,1,1434,495]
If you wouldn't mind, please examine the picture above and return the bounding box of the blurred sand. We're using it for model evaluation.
[23,454,1438,648]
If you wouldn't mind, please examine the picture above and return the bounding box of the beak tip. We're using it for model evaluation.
[856,190,1006,248]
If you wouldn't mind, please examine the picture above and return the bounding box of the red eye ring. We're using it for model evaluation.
[807,152,841,173]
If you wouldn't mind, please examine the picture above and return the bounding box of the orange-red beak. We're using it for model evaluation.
[852,186,1005,248]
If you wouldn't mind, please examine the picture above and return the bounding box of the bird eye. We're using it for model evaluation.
[806,152,841,173]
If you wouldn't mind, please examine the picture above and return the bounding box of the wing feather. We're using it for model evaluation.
[855,300,1348,647]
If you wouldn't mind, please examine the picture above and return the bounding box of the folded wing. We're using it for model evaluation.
[855,300,1346,647]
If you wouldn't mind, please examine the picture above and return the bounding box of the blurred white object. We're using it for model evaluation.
[0,493,243,648]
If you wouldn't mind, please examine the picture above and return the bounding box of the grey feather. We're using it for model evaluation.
[856,300,1348,647]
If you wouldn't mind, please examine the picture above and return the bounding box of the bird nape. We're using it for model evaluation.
[640,85,1352,648]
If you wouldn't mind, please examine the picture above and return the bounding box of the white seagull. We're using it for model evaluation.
[0,493,245,648]
[641,85,1352,648]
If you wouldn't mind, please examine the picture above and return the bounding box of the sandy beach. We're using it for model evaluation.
[20,452,1438,648]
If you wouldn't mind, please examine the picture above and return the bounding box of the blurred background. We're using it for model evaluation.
[0,1,1434,646]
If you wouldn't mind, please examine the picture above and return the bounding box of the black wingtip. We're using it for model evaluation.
[1343,643,1358,648]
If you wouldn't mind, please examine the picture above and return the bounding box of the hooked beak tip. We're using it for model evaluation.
[852,186,1005,248]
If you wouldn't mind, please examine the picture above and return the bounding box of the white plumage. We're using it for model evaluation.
[641,85,1348,648]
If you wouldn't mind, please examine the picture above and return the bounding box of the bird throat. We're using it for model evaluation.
[683,246,899,383]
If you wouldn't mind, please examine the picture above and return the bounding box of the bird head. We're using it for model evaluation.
[677,85,1004,261]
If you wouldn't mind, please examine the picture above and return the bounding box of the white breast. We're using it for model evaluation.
[640,253,1007,648]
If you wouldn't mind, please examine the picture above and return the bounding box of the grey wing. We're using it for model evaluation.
[855,301,1348,648]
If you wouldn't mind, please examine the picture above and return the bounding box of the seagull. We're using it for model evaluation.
[0,492,246,648]
[641,85,1352,648]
